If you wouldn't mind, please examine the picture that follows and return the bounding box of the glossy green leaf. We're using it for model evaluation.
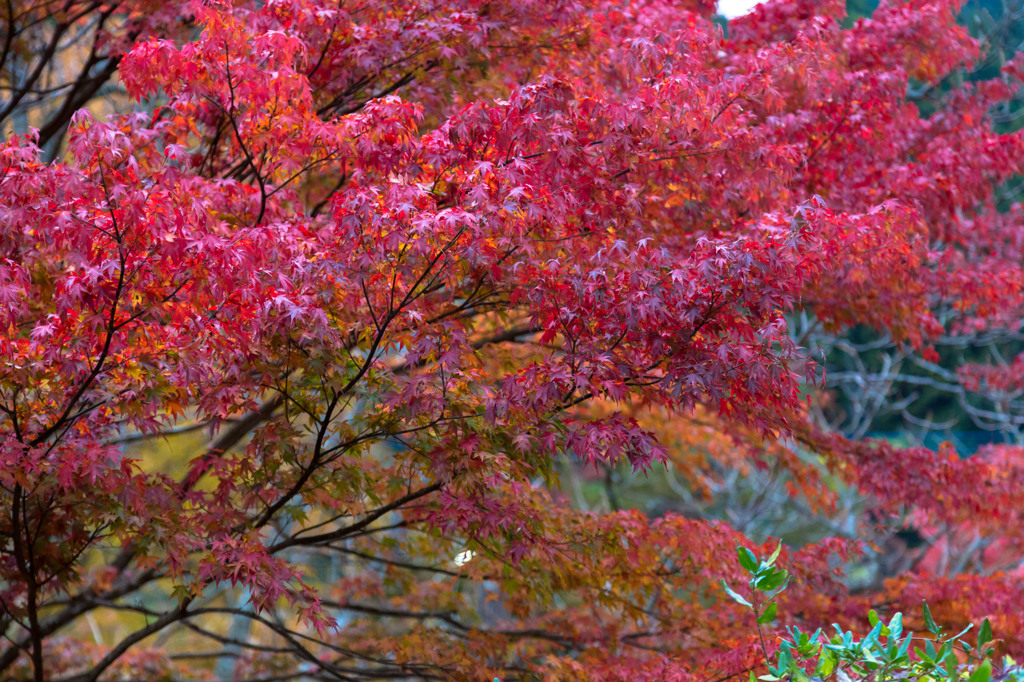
[888,612,903,639]
[923,601,941,635]
[756,569,789,592]
[968,660,992,682]
[737,546,758,573]
[978,618,992,650]
[720,580,752,608]
[757,602,778,625]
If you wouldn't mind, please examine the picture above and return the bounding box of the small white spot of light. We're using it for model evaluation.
[717,0,762,19]
[453,549,475,566]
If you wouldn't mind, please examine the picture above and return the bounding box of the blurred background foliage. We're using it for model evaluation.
[561,0,1024,598]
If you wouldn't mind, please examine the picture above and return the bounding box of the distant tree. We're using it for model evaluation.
[814,0,1024,451]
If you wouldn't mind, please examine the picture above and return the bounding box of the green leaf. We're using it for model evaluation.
[737,546,758,573]
[923,601,941,635]
[756,569,789,592]
[969,660,992,682]
[945,651,961,682]
[866,619,883,645]
[778,645,794,670]
[978,618,992,651]
[767,540,783,566]
[815,651,836,677]
[758,602,778,625]
[888,612,903,639]
[897,632,913,659]
[171,583,191,606]
[914,646,935,665]
[953,623,975,640]
[868,609,880,627]
[720,579,752,607]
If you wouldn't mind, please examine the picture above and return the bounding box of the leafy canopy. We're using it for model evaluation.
[3,0,1024,680]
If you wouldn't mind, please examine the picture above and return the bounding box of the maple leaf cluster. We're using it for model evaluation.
[2,0,1024,679]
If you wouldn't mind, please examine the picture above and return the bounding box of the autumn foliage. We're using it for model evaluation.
[2,0,1024,679]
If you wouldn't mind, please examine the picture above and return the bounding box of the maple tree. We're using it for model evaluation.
[4,0,1024,679]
